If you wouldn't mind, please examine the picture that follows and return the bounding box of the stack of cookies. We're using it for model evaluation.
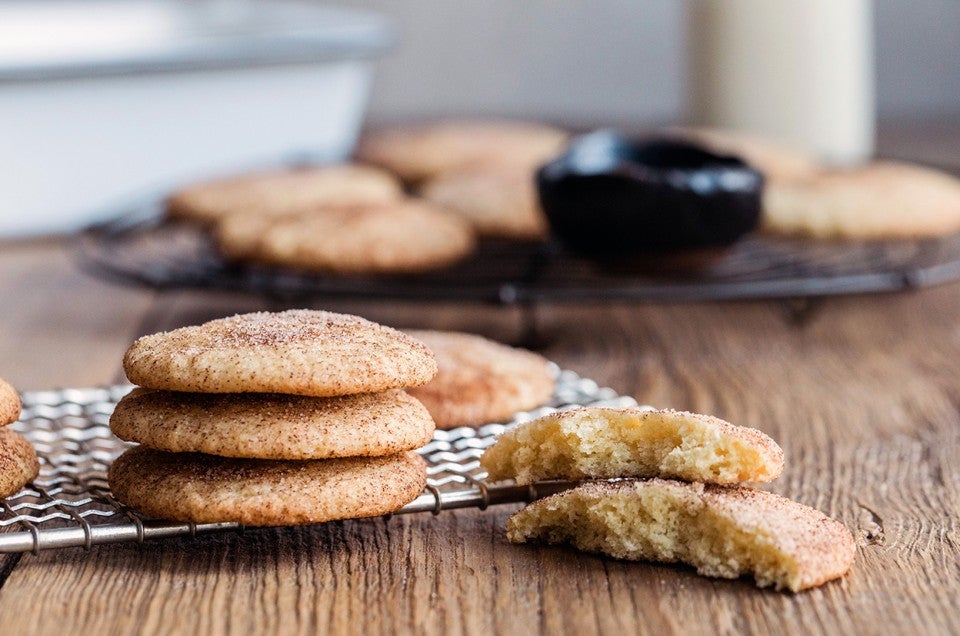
[168,120,573,277]
[107,310,437,526]
[169,162,479,275]
[481,407,856,592]
[0,377,39,500]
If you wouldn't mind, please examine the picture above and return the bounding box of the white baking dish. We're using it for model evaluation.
[0,1,392,236]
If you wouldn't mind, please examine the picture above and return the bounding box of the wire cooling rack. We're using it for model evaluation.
[75,201,960,304]
[0,368,637,554]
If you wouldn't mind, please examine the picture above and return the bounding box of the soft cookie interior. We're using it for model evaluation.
[507,479,855,592]
[481,407,783,485]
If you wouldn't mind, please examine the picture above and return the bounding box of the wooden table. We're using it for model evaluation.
[1,124,959,634]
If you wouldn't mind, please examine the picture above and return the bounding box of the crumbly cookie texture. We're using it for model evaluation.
[0,427,39,499]
[110,388,435,460]
[355,119,569,184]
[763,161,960,239]
[507,479,855,592]
[166,164,403,223]
[404,330,556,429]
[217,201,477,274]
[665,126,819,182]
[123,310,438,397]
[108,447,427,526]
[481,407,783,485]
[419,167,549,240]
[0,377,20,427]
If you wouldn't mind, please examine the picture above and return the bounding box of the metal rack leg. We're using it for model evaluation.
[516,300,549,350]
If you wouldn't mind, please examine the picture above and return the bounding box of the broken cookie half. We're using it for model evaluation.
[481,407,784,485]
[507,479,856,592]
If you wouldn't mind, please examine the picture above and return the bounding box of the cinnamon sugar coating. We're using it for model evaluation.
[110,388,435,459]
[108,447,427,526]
[123,310,438,397]
[404,330,555,429]
[0,427,39,499]
[0,377,20,427]
[507,479,855,592]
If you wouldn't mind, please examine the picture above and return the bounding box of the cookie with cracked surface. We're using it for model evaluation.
[481,407,783,485]
[404,330,555,429]
[217,201,476,274]
[166,164,403,223]
[110,388,435,459]
[0,427,39,499]
[123,310,437,397]
[0,377,20,426]
[419,166,549,240]
[355,120,568,184]
[763,161,960,239]
[108,446,427,526]
[506,479,855,592]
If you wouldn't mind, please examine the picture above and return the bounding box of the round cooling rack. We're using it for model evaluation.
[75,200,960,304]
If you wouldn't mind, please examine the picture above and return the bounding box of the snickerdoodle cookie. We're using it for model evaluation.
[216,201,476,274]
[167,164,403,223]
[506,479,855,592]
[419,167,549,240]
[405,330,556,429]
[356,120,568,183]
[762,161,960,239]
[0,377,20,427]
[110,388,435,460]
[123,310,438,397]
[481,407,783,485]
[0,427,39,499]
[108,446,426,525]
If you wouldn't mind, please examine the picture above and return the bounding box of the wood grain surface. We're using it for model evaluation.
[0,124,959,635]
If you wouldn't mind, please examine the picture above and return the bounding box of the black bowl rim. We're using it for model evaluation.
[538,132,764,192]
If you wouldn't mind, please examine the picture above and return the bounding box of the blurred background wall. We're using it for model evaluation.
[342,0,960,125]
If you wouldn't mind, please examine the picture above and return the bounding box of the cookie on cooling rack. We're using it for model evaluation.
[665,126,819,183]
[0,427,39,499]
[123,310,438,397]
[481,407,783,485]
[355,119,569,184]
[0,377,20,427]
[404,330,556,430]
[216,201,477,274]
[506,479,855,592]
[763,161,960,239]
[166,164,404,223]
[419,166,549,240]
[110,388,435,460]
[108,446,427,525]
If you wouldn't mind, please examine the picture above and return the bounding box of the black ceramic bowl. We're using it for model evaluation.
[537,130,764,257]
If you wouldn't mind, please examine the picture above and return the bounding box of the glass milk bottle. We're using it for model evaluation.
[687,0,875,165]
